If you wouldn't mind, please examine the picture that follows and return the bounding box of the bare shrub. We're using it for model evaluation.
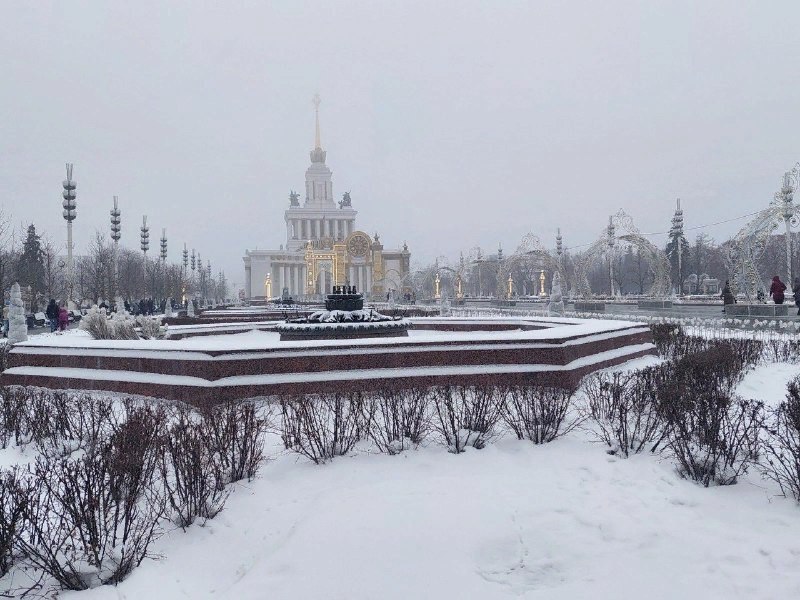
[161,408,229,528]
[582,368,670,457]
[502,385,580,444]
[0,387,28,448]
[17,405,166,590]
[649,324,707,361]
[1,388,117,456]
[662,392,764,487]
[0,344,11,372]
[761,375,800,500]
[200,400,268,483]
[0,467,31,577]
[432,384,505,453]
[280,393,363,464]
[763,339,800,364]
[363,387,432,454]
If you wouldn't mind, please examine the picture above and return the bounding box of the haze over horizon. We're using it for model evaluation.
[2,1,800,292]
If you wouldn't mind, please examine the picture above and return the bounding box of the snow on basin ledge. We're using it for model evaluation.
[1,317,655,404]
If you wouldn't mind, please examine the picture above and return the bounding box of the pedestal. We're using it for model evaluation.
[574,301,605,312]
[724,304,790,317]
[637,300,673,309]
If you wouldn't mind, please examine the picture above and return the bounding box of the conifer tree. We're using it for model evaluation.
[16,224,45,305]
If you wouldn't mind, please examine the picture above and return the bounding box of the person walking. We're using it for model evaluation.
[46,298,59,332]
[770,275,787,305]
[57,305,69,331]
[793,277,800,316]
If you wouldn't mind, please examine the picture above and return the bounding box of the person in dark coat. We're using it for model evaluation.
[793,277,800,315]
[45,299,59,332]
[720,281,736,310]
[770,275,787,305]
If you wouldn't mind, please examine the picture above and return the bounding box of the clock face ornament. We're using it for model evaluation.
[347,233,370,258]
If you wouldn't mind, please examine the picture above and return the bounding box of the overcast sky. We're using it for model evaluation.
[2,1,799,291]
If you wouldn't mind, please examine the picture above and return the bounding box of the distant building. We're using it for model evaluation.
[243,96,410,300]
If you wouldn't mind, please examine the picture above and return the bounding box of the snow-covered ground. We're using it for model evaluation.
[29,360,794,600]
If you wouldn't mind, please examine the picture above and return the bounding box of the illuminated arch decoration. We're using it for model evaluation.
[727,167,800,300]
[497,234,562,297]
[574,210,671,300]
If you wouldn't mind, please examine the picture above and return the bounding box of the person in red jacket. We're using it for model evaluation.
[770,275,787,305]
[57,306,69,331]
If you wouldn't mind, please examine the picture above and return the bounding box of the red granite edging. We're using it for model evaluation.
[7,328,652,380]
[0,346,656,405]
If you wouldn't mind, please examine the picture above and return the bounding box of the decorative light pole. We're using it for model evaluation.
[160,229,167,264]
[539,269,546,297]
[607,216,616,297]
[159,229,168,302]
[507,273,514,299]
[140,216,150,296]
[207,261,212,302]
[265,273,272,299]
[434,272,441,300]
[556,228,564,295]
[556,228,563,264]
[110,196,121,298]
[61,164,77,305]
[181,244,189,303]
[671,199,684,295]
[778,172,795,291]
[197,252,202,299]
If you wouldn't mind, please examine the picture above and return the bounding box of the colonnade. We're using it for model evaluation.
[288,218,355,241]
[272,264,307,297]
[267,262,373,297]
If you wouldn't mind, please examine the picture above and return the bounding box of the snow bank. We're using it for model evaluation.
[67,431,800,600]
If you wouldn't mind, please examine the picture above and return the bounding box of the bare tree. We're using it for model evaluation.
[41,236,65,302]
[77,232,115,304]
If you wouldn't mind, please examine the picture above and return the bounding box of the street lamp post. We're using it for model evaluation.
[61,164,77,306]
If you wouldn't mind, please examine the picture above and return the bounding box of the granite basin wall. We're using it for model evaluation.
[1,321,655,406]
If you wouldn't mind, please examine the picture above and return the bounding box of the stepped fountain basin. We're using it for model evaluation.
[0,316,655,407]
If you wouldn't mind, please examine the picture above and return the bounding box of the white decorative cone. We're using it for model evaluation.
[8,283,28,344]
[187,300,195,317]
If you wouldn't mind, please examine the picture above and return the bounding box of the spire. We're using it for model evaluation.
[309,93,327,164]
[313,93,321,149]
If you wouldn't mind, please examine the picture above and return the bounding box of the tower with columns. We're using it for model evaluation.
[243,96,410,301]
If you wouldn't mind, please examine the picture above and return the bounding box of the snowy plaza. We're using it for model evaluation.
[4,2,800,599]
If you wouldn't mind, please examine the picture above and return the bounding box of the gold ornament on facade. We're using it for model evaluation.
[347,232,371,258]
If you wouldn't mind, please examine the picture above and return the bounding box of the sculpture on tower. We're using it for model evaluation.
[289,190,300,207]
[339,191,352,208]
